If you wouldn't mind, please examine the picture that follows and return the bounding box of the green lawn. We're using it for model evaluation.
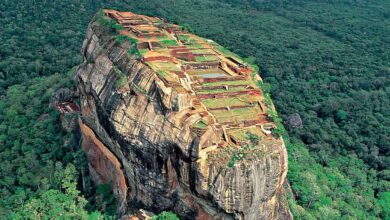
[210,106,261,123]
[196,86,249,95]
[201,95,260,108]
[177,34,190,42]
[202,80,249,87]
[159,39,179,46]
[195,55,218,62]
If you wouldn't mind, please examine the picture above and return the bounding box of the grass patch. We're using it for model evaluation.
[215,45,243,62]
[210,107,261,123]
[177,34,190,42]
[154,69,180,84]
[197,86,249,95]
[157,70,167,77]
[139,49,149,55]
[190,48,213,54]
[96,10,123,31]
[113,67,127,88]
[184,38,204,49]
[129,46,141,58]
[201,97,244,108]
[152,211,179,220]
[153,62,181,71]
[202,80,248,87]
[160,39,179,46]
[115,34,138,45]
[201,95,259,108]
[193,120,208,129]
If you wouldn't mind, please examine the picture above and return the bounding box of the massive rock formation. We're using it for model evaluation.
[76,10,291,219]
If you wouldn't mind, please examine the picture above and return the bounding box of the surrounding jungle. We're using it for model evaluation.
[0,0,389,219]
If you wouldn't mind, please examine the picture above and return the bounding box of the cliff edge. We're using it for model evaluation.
[75,9,291,220]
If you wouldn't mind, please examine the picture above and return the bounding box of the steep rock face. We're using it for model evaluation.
[76,11,291,220]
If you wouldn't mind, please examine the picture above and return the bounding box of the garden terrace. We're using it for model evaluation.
[195,85,252,95]
[103,9,280,162]
[186,68,229,79]
[187,61,221,69]
[200,75,245,83]
[209,106,264,123]
[193,84,251,91]
[200,95,262,108]
[196,90,261,99]
[228,126,269,145]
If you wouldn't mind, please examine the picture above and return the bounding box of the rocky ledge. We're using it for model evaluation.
[75,9,291,220]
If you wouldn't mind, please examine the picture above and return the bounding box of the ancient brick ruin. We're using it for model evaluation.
[104,9,276,147]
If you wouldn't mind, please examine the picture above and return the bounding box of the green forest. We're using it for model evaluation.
[0,0,389,219]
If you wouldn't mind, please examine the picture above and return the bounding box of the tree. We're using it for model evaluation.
[11,164,103,220]
[336,109,348,122]
[377,192,390,220]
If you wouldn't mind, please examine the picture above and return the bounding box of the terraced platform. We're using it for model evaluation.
[104,9,277,149]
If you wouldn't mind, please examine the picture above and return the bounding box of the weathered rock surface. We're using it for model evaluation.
[76,11,291,220]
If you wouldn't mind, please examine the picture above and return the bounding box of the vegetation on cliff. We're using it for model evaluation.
[109,1,390,219]
[152,211,180,220]
[0,0,389,219]
[0,70,104,218]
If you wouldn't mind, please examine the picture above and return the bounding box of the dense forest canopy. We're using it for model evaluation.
[0,0,389,219]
